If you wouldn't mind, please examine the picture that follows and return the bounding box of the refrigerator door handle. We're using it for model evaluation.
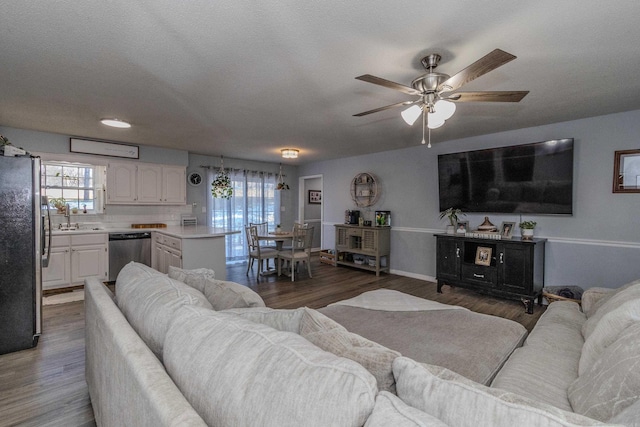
[41,196,52,268]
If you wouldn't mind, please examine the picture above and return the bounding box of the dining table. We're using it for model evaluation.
[256,231,293,275]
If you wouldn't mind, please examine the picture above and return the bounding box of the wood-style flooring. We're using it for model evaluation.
[0,258,545,426]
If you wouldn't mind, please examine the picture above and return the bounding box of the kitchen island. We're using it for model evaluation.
[151,226,239,280]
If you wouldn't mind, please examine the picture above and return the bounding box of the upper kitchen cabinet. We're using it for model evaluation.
[106,162,186,205]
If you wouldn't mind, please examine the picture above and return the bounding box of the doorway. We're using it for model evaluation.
[298,174,323,251]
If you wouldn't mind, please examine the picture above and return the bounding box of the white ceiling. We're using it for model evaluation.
[2,1,640,164]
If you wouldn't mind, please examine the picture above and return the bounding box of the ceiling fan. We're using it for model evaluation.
[354,49,528,145]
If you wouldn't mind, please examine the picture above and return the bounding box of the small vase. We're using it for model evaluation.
[446,225,455,235]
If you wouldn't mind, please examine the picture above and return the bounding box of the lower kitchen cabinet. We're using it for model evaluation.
[43,233,109,290]
[152,231,228,280]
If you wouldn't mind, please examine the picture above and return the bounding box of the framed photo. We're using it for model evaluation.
[475,246,492,266]
[500,221,516,239]
[613,149,640,193]
[456,221,469,234]
[308,190,322,204]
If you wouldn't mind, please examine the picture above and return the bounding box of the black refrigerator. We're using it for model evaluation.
[0,155,45,354]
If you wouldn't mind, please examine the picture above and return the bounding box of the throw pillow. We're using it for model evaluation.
[568,321,640,422]
[581,280,640,340]
[393,357,611,427]
[163,306,377,427]
[299,308,401,393]
[579,298,640,375]
[168,265,215,293]
[169,266,265,310]
[364,392,449,427]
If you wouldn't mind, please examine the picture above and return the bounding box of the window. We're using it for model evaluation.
[42,161,105,213]
[208,169,280,262]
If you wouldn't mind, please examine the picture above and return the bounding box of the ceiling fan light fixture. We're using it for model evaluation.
[427,113,445,129]
[434,100,456,120]
[100,118,131,128]
[281,148,299,159]
[401,105,423,125]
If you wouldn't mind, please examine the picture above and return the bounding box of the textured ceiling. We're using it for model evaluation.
[1,1,640,164]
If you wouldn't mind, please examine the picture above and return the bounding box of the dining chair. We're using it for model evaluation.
[277,226,314,281]
[250,221,277,268]
[245,225,278,279]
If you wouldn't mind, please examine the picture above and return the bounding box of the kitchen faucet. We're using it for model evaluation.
[65,203,71,227]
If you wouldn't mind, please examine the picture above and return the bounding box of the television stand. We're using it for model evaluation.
[435,234,546,314]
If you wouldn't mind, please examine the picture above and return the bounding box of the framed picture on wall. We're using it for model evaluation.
[475,246,492,266]
[308,190,322,204]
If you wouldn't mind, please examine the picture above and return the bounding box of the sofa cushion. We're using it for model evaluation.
[582,280,640,339]
[225,306,400,393]
[168,266,265,310]
[364,392,449,427]
[568,321,640,422]
[116,263,213,360]
[524,301,585,355]
[163,306,377,427]
[394,357,610,427]
[490,346,578,412]
[299,307,401,393]
[579,298,640,375]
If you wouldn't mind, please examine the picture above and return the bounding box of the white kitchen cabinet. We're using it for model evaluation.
[151,231,227,279]
[152,233,182,274]
[106,162,186,205]
[106,163,137,203]
[43,236,72,289]
[137,164,163,203]
[43,233,108,290]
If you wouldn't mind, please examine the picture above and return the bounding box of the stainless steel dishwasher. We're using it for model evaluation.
[108,232,152,281]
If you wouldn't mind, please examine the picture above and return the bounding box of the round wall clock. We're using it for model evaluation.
[188,171,203,186]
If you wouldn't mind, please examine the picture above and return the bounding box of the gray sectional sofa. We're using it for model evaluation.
[85,262,640,426]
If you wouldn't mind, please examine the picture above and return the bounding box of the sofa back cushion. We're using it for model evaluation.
[163,306,377,427]
[168,266,265,310]
[116,262,213,361]
[568,321,640,422]
[393,357,611,427]
[582,280,640,339]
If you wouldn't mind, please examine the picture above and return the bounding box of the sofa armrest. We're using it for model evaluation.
[581,287,614,318]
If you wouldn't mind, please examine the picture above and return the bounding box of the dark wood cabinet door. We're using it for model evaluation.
[436,237,460,282]
[498,244,532,293]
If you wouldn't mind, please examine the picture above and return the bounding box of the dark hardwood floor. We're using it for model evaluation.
[0,257,545,426]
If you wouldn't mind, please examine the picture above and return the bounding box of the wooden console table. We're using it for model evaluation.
[335,225,390,276]
[435,233,545,313]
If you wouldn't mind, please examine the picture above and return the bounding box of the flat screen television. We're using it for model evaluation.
[438,138,574,214]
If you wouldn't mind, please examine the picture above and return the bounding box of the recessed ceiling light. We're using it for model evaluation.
[281,148,299,159]
[100,118,131,128]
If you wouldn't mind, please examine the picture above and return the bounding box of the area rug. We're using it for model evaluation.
[43,289,85,305]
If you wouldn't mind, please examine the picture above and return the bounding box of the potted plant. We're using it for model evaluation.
[439,207,465,234]
[49,197,67,214]
[211,171,233,199]
[519,220,537,240]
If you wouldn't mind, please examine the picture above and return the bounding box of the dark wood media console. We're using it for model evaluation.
[435,234,546,314]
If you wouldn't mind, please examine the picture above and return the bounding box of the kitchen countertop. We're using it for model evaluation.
[50,225,239,239]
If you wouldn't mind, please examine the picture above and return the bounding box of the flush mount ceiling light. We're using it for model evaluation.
[100,118,131,129]
[281,149,299,159]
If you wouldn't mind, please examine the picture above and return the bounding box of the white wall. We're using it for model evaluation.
[299,110,640,289]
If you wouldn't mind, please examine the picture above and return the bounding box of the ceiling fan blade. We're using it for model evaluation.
[353,100,418,117]
[445,91,529,102]
[437,49,517,92]
[356,74,421,96]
